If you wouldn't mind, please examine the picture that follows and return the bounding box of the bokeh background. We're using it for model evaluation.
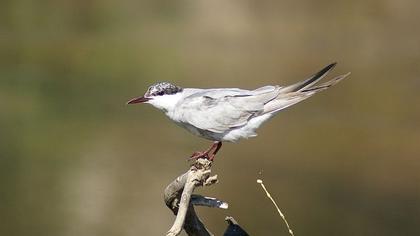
[1,0,419,235]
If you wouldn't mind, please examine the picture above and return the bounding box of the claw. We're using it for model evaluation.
[188,141,223,161]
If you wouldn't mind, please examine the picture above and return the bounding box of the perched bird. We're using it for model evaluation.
[127,62,350,160]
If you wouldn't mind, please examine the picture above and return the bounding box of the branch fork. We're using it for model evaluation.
[164,158,248,236]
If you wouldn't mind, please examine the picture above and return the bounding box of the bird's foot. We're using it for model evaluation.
[188,141,221,161]
[189,151,210,160]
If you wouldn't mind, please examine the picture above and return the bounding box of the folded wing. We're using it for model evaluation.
[178,86,281,133]
[178,62,350,133]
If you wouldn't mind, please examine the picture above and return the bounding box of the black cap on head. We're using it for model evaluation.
[145,82,183,97]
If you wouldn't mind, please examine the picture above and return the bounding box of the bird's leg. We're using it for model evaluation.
[207,141,222,161]
[189,142,218,160]
[190,141,222,160]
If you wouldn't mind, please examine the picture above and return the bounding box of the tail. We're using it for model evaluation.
[278,62,337,93]
[263,63,350,114]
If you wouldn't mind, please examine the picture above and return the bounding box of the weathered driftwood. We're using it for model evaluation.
[163,158,249,236]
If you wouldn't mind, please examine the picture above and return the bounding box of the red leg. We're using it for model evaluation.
[208,142,222,161]
[190,141,222,161]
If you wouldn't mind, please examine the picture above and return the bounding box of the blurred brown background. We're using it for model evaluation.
[1,0,419,235]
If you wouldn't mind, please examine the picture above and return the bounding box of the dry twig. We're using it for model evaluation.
[257,179,295,236]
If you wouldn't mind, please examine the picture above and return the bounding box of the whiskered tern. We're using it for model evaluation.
[127,62,350,160]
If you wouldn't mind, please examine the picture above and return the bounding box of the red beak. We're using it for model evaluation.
[126,96,151,104]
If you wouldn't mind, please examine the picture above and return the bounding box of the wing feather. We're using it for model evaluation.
[178,86,281,133]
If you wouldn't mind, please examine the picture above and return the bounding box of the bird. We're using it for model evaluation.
[127,62,350,160]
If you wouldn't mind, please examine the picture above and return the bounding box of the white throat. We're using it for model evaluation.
[147,92,183,113]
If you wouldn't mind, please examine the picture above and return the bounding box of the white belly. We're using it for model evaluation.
[221,113,273,142]
[170,112,274,143]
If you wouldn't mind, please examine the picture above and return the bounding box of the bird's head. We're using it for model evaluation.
[127,82,183,112]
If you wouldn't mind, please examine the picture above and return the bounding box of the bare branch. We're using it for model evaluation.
[167,172,199,236]
[164,159,217,236]
[164,158,250,236]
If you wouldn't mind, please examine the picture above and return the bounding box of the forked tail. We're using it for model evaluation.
[263,63,350,114]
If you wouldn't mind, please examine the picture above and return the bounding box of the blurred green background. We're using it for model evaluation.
[1,0,419,235]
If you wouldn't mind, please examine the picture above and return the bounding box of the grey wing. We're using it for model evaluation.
[178,86,281,133]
